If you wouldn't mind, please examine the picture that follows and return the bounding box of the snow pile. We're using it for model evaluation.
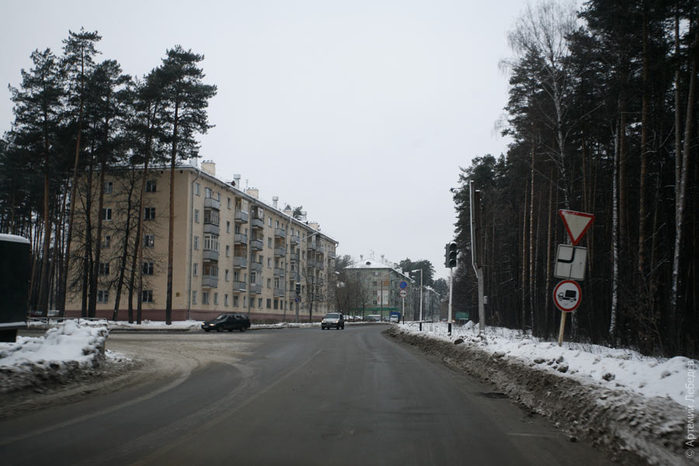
[393,322,694,465]
[0,320,110,394]
[401,321,695,407]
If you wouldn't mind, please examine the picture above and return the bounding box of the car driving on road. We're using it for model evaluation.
[321,312,344,330]
[202,313,251,332]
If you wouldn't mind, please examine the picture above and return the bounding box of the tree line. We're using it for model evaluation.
[453,0,697,357]
[0,28,216,322]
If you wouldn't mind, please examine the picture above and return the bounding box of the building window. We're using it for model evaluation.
[99,262,110,275]
[226,221,231,233]
[144,234,155,248]
[267,278,271,289]
[194,236,199,250]
[204,209,219,225]
[202,292,209,305]
[195,182,200,196]
[192,291,197,304]
[258,298,262,308]
[203,262,218,277]
[225,269,230,281]
[203,234,219,251]
[205,187,212,198]
[104,181,113,194]
[194,209,200,223]
[266,298,271,309]
[250,272,257,284]
[142,290,154,303]
[249,297,254,308]
[101,235,111,249]
[225,245,230,257]
[193,263,198,276]
[233,295,239,307]
[214,293,218,305]
[101,208,112,221]
[142,262,154,275]
[227,197,231,209]
[144,207,156,220]
[97,290,109,303]
[224,294,229,306]
[267,237,272,248]
[146,180,157,192]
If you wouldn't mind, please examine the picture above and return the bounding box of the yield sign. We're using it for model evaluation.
[559,210,595,246]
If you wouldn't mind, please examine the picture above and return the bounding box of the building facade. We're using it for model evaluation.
[65,162,338,322]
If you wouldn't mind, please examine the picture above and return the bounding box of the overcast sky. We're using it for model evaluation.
[1,0,527,280]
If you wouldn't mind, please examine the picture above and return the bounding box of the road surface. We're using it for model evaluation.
[0,325,614,465]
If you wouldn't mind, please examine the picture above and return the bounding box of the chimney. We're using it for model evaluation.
[272,196,279,209]
[246,187,259,199]
[201,160,215,176]
[233,174,241,189]
[283,205,293,216]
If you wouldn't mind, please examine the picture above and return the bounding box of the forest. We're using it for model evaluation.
[0,29,216,322]
[452,0,698,357]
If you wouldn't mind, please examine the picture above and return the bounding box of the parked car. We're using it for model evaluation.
[202,313,251,332]
[321,312,345,330]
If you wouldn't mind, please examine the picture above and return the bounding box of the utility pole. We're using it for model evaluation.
[470,180,486,333]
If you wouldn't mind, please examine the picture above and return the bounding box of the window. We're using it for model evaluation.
[101,208,112,221]
[101,235,111,249]
[99,262,110,275]
[144,207,156,220]
[214,293,218,305]
[142,290,153,303]
[226,221,231,233]
[225,269,230,281]
[205,187,212,199]
[267,258,271,268]
[97,290,109,303]
[249,297,254,308]
[194,236,199,250]
[203,234,219,251]
[195,182,200,196]
[227,197,231,209]
[203,262,218,277]
[193,263,198,276]
[204,209,219,225]
[194,209,200,223]
[224,294,229,306]
[250,272,257,284]
[258,298,262,308]
[142,262,154,275]
[233,295,239,307]
[274,299,278,310]
[266,298,271,309]
[267,278,271,289]
[192,291,197,304]
[146,180,157,192]
[202,292,209,305]
[274,277,280,289]
[225,245,230,257]
[104,181,113,194]
[144,234,155,248]
[268,237,272,248]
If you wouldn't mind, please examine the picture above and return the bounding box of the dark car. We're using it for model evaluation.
[321,312,345,330]
[202,313,251,332]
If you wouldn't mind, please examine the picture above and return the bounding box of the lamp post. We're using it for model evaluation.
[411,268,423,321]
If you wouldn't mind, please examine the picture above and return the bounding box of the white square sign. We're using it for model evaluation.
[554,245,587,281]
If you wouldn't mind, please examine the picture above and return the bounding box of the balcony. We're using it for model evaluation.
[202,274,218,288]
[233,256,247,268]
[274,228,286,239]
[274,247,286,257]
[232,281,246,292]
[290,235,300,245]
[249,284,262,294]
[274,287,285,297]
[251,217,264,229]
[234,210,249,223]
[274,267,285,277]
[204,197,220,210]
[202,249,219,261]
[250,262,262,273]
[307,259,317,268]
[250,240,263,251]
[328,250,336,260]
[203,222,219,235]
[307,242,317,252]
[234,233,248,245]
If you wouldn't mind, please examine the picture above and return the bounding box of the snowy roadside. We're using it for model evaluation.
[390,322,696,465]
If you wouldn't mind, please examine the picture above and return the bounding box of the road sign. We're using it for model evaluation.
[399,281,407,289]
[559,210,595,246]
[553,280,582,312]
[554,245,587,280]
[399,289,407,298]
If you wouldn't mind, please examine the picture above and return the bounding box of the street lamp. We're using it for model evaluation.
[410,268,423,321]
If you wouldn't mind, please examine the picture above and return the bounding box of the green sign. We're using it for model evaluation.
[455,312,469,321]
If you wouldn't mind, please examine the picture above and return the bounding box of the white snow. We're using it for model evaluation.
[400,321,696,407]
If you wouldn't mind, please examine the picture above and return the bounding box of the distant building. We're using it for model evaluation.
[65,162,338,322]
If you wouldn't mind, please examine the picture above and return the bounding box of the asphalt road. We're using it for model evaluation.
[0,325,614,466]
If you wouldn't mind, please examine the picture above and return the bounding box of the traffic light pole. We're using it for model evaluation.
[448,266,453,324]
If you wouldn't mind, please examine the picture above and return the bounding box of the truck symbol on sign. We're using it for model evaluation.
[557,289,577,302]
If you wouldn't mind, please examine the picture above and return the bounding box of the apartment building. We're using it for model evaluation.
[65,162,338,322]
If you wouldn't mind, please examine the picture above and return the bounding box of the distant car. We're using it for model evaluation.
[321,312,345,330]
[202,313,251,332]
[366,314,381,322]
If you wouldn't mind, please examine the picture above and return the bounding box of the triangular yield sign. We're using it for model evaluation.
[559,210,595,246]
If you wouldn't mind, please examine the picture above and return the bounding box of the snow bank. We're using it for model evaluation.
[400,321,695,406]
[0,320,110,394]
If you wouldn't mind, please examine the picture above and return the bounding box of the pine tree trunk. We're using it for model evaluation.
[521,180,529,330]
[529,144,536,333]
[638,5,649,277]
[166,102,179,325]
[545,171,554,337]
[609,122,620,341]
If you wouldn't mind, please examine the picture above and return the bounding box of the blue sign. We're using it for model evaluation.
[399,281,407,289]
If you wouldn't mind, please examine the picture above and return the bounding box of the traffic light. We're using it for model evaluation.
[295,282,301,295]
[447,242,458,268]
